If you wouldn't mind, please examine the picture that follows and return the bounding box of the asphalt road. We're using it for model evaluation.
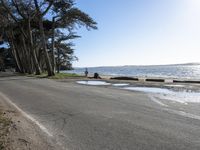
[0,74,200,150]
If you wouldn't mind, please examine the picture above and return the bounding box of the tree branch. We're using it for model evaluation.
[11,0,27,19]
[0,0,27,39]
[42,1,53,16]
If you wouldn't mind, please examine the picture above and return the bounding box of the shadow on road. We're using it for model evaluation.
[0,72,36,82]
[0,72,19,77]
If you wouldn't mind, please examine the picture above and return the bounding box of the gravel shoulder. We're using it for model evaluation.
[0,95,57,150]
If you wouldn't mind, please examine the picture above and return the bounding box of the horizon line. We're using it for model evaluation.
[74,62,200,68]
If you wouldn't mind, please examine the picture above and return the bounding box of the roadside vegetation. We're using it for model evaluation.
[48,73,83,79]
[0,0,97,76]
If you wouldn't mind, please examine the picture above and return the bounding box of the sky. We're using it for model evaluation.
[72,0,200,67]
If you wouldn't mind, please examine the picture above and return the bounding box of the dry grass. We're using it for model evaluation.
[48,73,83,79]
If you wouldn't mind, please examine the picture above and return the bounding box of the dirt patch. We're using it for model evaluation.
[0,110,11,149]
[0,97,57,150]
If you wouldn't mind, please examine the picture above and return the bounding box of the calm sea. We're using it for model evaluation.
[64,64,200,80]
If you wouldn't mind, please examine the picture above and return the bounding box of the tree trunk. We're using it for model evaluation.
[28,18,41,75]
[14,43,25,73]
[57,65,60,73]
[56,48,61,73]
[21,35,32,74]
[10,41,22,73]
[34,0,54,76]
[9,32,23,73]
[51,17,56,73]
[38,15,54,76]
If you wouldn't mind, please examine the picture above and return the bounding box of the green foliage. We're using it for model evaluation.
[26,73,48,78]
[0,0,97,75]
[0,47,15,70]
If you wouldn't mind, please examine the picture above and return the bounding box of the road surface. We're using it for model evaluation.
[0,74,200,150]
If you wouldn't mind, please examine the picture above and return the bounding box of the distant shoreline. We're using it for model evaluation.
[63,63,200,80]
[74,62,200,69]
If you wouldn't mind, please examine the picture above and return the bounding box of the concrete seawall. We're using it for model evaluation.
[110,76,200,84]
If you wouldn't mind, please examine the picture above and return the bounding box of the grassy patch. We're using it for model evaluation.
[48,73,83,79]
[26,73,48,78]
[0,112,11,149]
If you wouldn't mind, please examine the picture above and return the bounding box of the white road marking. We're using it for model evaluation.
[0,92,53,137]
[148,95,168,107]
[148,94,200,121]
[165,108,200,121]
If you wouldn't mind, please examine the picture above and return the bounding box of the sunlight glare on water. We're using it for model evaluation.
[123,87,173,94]
[112,83,130,87]
[77,81,111,85]
[123,87,200,104]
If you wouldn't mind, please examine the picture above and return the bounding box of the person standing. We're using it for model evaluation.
[84,68,88,77]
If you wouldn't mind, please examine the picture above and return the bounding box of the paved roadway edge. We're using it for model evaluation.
[0,92,53,137]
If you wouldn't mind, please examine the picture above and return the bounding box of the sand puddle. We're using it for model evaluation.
[123,87,172,94]
[123,87,200,104]
[77,81,111,85]
[112,83,130,87]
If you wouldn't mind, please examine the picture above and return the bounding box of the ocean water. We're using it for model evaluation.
[64,64,200,80]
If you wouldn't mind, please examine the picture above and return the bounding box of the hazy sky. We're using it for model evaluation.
[73,0,200,67]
